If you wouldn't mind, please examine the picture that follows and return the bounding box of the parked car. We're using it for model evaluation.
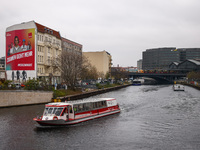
[15,83,21,89]
[21,83,25,87]
[8,83,21,89]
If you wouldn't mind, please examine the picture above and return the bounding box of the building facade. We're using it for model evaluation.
[142,47,200,70]
[178,48,200,61]
[61,37,82,55]
[83,51,112,77]
[142,47,178,70]
[35,22,62,84]
[5,21,62,84]
[0,57,5,70]
[137,59,142,70]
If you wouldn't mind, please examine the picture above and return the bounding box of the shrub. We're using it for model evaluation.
[96,83,103,89]
[53,90,67,99]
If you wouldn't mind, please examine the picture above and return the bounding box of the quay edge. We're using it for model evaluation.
[57,84,132,102]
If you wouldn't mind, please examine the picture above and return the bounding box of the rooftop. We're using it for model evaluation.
[35,22,61,39]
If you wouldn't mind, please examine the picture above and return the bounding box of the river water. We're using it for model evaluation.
[0,85,200,150]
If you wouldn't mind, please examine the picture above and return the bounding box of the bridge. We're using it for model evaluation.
[129,72,187,84]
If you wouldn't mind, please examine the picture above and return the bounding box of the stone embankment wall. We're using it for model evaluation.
[59,84,131,101]
[0,91,53,107]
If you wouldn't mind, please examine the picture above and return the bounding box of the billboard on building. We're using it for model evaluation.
[6,21,37,81]
[6,28,35,70]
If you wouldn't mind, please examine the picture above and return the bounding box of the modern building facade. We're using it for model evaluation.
[178,48,200,61]
[83,51,112,77]
[137,59,142,70]
[142,47,200,70]
[142,47,178,70]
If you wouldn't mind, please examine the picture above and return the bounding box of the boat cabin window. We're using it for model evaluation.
[48,107,53,114]
[73,105,78,113]
[73,103,91,113]
[69,106,73,113]
[93,101,106,109]
[73,101,107,113]
[55,108,64,116]
[43,107,64,116]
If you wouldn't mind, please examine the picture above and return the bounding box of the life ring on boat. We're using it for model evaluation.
[53,116,58,120]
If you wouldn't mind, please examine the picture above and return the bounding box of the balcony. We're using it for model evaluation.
[44,40,52,47]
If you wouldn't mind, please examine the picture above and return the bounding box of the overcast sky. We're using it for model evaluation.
[0,0,200,66]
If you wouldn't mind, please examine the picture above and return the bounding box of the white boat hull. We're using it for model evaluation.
[34,109,120,126]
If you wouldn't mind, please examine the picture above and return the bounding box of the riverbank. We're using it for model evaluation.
[0,84,131,107]
[176,81,200,90]
[55,84,131,102]
[182,82,200,90]
[0,90,53,108]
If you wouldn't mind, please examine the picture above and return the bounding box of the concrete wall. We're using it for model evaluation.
[0,90,53,107]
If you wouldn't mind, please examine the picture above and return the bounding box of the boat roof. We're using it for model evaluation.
[174,84,184,86]
[46,98,116,106]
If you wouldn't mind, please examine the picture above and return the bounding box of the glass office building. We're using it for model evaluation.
[142,47,200,70]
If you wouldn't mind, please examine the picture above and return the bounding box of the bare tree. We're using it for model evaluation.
[81,63,99,80]
[53,50,100,89]
[53,50,83,90]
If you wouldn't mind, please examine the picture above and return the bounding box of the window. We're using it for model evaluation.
[48,56,50,64]
[44,107,49,115]
[73,105,78,113]
[55,108,64,116]
[69,106,73,113]
[48,107,53,114]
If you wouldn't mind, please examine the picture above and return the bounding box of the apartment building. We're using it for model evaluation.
[61,37,82,55]
[36,22,62,84]
[5,21,62,83]
[83,50,112,77]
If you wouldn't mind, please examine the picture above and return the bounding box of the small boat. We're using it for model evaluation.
[33,98,120,126]
[132,81,142,85]
[173,84,185,91]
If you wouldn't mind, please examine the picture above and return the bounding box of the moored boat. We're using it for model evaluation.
[173,84,185,91]
[33,98,120,126]
[132,81,142,86]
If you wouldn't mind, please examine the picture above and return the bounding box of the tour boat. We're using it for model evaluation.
[33,98,120,126]
[173,84,185,91]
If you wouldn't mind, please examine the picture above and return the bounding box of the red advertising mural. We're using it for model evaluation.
[6,28,35,70]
